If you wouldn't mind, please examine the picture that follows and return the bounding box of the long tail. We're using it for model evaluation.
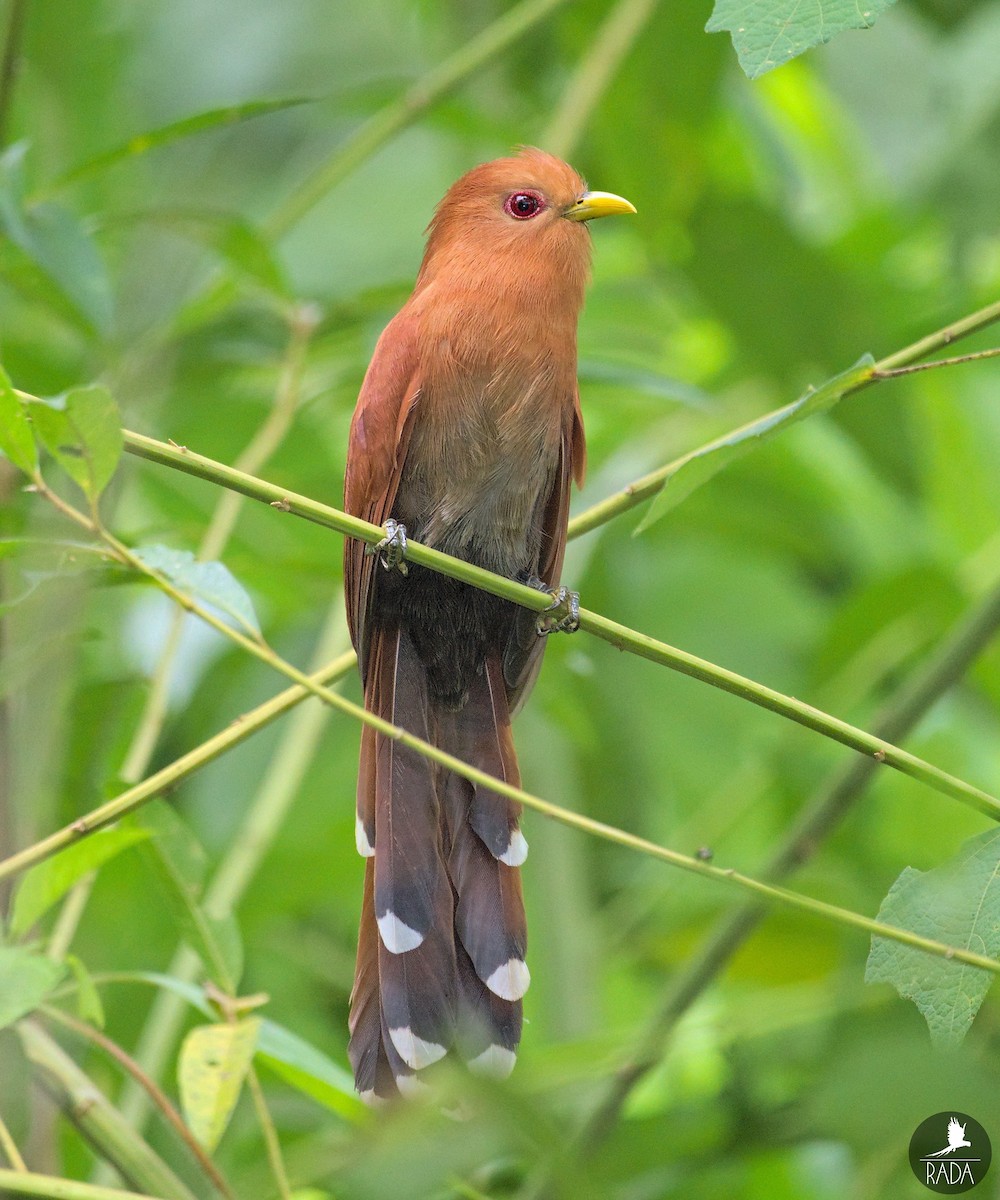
[348,629,528,1101]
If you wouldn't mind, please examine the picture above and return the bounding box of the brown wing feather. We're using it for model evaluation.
[344,308,422,678]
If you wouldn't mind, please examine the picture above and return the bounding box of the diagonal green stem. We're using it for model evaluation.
[114,427,1000,820]
[265,0,574,237]
[570,571,1000,1155]
[0,1168,167,1200]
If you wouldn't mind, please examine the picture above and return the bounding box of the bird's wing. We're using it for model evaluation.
[504,392,585,715]
[948,1118,965,1147]
[344,308,422,680]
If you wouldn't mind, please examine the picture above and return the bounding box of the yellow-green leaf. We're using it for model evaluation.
[179,1017,261,1152]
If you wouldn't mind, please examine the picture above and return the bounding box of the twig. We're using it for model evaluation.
[570,570,1000,1155]
[871,347,1000,379]
[40,1008,235,1200]
[245,1069,291,1200]
[16,1021,197,1200]
[111,428,1000,821]
[0,1109,28,1171]
[542,0,659,160]
[0,0,27,146]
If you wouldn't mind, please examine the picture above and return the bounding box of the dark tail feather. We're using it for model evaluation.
[349,627,458,1099]
[440,654,529,1074]
[347,861,398,1102]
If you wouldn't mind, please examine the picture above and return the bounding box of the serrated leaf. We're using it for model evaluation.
[28,385,123,501]
[0,364,37,473]
[179,1017,261,1151]
[0,143,113,334]
[256,1019,363,1121]
[10,827,151,937]
[635,355,875,534]
[706,0,898,79]
[865,828,1000,1046]
[132,544,261,638]
[65,954,106,1027]
[136,801,243,992]
[0,948,66,1029]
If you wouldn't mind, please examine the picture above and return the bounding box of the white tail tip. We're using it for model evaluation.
[485,958,530,1001]
[389,1025,447,1070]
[468,1044,517,1079]
[376,910,424,953]
[499,829,528,866]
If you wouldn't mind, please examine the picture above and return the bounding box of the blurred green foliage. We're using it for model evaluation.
[2,1,1000,1197]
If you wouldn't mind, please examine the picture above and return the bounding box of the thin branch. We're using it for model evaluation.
[120,300,319,786]
[112,426,1000,821]
[6,497,1000,978]
[265,0,574,237]
[0,0,28,146]
[570,569,1000,1155]
[40,1008,235,1200]
[0,1108,28,1171]
[872,346,1000,379]
[17,1021,198,1200]
[0,1168,167,1200]
[542,0,659,160]
[245,1069,291,1200]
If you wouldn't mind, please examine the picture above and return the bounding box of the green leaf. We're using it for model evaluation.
[706,0,898,79]
[49,96,313,193]
[179,1017,261,1152]
[635,354,875,534]
[0,143,113,334]
[65,953,106,1027]
[28,385,123,501]
[256,1019,364,1122]
[865,827,1000,1047]
[136,802,244,992]
[10,827,151,937]
[0,948,66,1030]
[132,544,261,637]
[0,364,37,473]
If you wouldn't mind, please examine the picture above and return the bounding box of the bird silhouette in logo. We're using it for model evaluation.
[925,1117,973,1157]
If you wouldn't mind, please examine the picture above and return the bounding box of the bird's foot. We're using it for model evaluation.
[368,519,409,575]
[525,576,580,636]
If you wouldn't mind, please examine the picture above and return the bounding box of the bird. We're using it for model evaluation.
[925,1117,973,1157]
[342,147,635,1102]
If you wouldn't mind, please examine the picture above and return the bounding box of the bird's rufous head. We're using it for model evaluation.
[418,148,635,295]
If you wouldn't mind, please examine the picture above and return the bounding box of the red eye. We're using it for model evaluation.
[504,190,545,220]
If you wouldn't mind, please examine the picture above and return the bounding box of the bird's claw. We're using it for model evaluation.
[368,519,409,575]
[533,582,580,636]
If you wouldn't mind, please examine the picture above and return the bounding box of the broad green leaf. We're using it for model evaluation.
[28,385,123,501]
[706,0,898,79]
[0,364,37,473]
[0,948,66,1029]
[65,953,106,1027]
[865,828,1000,1046]
[49,97,312,193]
[256,1019,364,1121]
[10,827,151,937]
[132,544,261,638]
[0,143,113,334]
[578,359,712,409]
[179,1017,261,1151]
[635,355,875,534]
[136,802,244,992]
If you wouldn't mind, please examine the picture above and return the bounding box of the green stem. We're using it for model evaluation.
[0,1109,27,1171]
[568,296,1000,538]
[542,0,660,160]
[115,427,1000,820]
[0,651,355,885]
[41,1008,234,1200]
[0,1169,165,1200]
[265,0,574,237]
[115,603,351,1132]
[120,301,318,786]
[573,570,1000,1152]
[0,0,28,147]
[17,1022,197,1200]
[245,1068,291,1200]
